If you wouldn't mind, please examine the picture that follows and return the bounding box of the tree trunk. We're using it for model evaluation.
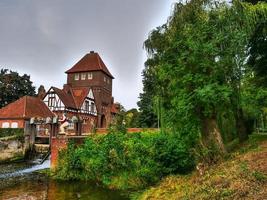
[201,117,226,154]
[236,108,249,143]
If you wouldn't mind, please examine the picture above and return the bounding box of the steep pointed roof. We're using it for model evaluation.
[71,87,90,108]
[65,51,114,78]
[51,87,77,109]
[0,96,54,119]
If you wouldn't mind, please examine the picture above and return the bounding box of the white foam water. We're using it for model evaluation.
[0,159,50,179]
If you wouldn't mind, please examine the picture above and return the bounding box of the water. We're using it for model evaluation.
[0,160,50,179]
[0,161,129,200]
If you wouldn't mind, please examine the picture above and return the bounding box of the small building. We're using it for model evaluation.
[0,96,54,129]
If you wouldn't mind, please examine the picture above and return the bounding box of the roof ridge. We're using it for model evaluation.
[23,96,27,118]
[96,53,103,70]
[69,87,78,108]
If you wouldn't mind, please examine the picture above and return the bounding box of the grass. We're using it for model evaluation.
[137,134,267,200]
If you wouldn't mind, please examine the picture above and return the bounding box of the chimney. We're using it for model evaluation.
[37,85,46,99]
[90,51,95,54]
[63,84,70,93]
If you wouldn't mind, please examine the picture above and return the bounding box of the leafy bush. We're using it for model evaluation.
[0,128,24,138]
[55,131,195,189]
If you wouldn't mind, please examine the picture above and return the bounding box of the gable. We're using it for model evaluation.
[79,89,97,115]
[88,89,94,99]
[43,88,65,111]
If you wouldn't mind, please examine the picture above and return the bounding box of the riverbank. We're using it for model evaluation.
[137,134,267,200]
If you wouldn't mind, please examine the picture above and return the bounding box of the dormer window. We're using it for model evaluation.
[81,73,86,80]
[74,74,79,80]
[88,72,93,79]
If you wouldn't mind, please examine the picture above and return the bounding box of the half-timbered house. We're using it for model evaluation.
[42,51,118,133]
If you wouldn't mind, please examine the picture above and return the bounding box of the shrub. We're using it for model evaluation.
[0,128,24,138]
[55,131,195,189]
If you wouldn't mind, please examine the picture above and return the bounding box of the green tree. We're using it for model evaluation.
[143,0,267,153]
[0,69,36,108]
[125,108,140,128]
[137,66,158,128]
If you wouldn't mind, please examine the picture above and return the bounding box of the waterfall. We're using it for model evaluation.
[0,158,50,179]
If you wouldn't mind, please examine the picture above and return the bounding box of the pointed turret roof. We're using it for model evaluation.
[65,51,114,78]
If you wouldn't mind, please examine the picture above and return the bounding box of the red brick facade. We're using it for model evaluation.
[0,119,25,129]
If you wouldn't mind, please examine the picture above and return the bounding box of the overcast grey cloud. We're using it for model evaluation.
[0,0,175,109]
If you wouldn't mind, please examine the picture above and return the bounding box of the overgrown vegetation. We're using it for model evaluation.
[54,131,195,190]
[137,134,267,200]
[0,128,24,139]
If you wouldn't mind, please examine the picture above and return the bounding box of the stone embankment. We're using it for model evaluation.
[0,136,25,163]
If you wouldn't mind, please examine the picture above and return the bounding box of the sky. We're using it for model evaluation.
[0,0,176,110]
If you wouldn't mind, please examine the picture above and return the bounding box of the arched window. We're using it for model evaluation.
[11,122,18,128]
[2,122,10,128]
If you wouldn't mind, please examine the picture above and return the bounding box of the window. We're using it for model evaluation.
[48,97,55,107]
[11,122,18,128]
[68,122,74,130]
[81,73,86,80]
[2,122,9,128]
[104,76,106,82]
[107,78,110,84]
[88,72,93,79]
[74,73,79,80]
[85,100,89,112]
[91,102,95,113]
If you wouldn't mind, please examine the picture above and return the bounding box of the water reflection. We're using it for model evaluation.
[1,179,128,200]
[0,162,128,200]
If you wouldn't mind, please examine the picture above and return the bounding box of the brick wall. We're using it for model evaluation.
[51,136,68,169]
[96,128,160,134]
[0,119,25,128]
[50,136,87,170]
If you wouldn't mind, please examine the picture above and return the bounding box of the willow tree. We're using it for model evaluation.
[143,0,267,154]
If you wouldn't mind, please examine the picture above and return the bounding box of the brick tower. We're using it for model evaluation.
[65,51,114,128]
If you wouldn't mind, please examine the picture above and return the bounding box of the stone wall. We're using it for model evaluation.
[0,136,25,163]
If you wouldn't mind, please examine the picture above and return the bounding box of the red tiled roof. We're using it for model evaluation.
[65,52,114,78]
[52,87,77,109]
[111,103,120,114]
[71,87,90,108]
[0,96,54,119]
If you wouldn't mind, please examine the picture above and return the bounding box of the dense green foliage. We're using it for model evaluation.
[0,69,36,108]
[0,128,24,138]
[137,68,158,128]
[139,0,267,151]
[55,131,195,189]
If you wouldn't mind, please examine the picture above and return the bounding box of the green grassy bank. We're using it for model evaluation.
[137,134,267,200]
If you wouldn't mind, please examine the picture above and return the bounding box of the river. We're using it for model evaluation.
[0,160,129,200]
